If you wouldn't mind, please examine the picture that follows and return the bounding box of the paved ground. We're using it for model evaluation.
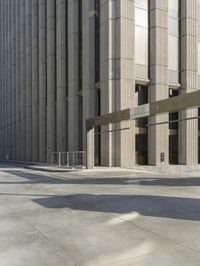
[0,164,200,265]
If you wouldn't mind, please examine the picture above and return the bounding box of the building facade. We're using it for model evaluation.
[0,0,200,166]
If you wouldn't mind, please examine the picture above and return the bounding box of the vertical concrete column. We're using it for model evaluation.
[0,0,4,159]
[86,127,95,169]
[0,1,2,159]
[20,0,26,161]
[1,1,5,159]
[115,0,135,167]
[82,0,96,151]
[148,0,169,165]
[10,0,14,160]
[16,0,21,160]
[68,0,80,151]
[9,0,12,160]
[32,0,39,161]
[56,0,67,152]
[2,0,6,159]
[39,0,47,162]
[5,0,9,159]
[26,0,32,161]
[47,0,56,157]
[7,0,12,159]
[100,0,117,166]
[4,0,8,159]
[0,1,3,159]
[11,0,16,160]
[179,0,198,165]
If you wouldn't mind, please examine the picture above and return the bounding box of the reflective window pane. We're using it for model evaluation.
[169,17,179,36]
[198,43,200,74]
[169,0,179,18]
[168,35,179,71]
[135,26,148,65]
[135,0,148,10]
[197,26,200,40]
[198,0,200,17]
[198,1,200,73]
[135,8,148,28]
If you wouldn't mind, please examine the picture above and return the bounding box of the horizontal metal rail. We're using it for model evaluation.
[95,127,130,134]
[147,116,200,127]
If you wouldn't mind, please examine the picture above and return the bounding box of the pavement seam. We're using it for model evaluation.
[0,198,60,249]
[103,253,149,266]
[109,211,200,256]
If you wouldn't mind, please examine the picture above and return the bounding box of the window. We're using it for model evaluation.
[169,89,178,130]
[135,85,148,128]
[197,0,200,74]
[135,0,148,10]
[135,0,148,66]
[169,0,179,18]
[168,0,179,71]
[169,35,179,71]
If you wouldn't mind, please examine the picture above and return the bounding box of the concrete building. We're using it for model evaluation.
[0,0,200,166]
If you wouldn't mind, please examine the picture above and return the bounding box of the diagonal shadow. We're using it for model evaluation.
[2,170,200,187]
[33,194,200,222]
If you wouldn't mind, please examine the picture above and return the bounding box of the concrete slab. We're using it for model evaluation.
[0,164,200,265]
[24,165,80,172]
[131,165,200,177]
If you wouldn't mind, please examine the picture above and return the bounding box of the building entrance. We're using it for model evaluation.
[136,134,148,165]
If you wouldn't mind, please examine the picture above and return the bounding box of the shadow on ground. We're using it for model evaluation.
[1,168,200,222]
[33,194,200,222]
[1,169,200,187]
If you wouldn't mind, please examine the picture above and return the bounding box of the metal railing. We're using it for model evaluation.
[48,151,86,168]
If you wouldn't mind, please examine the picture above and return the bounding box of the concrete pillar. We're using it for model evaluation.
[16,0,21,160]
[39,0,47,162]
[20,0,26,161]
[4,0,8,159]
[68,0,80,152]
[11,0,16,160]
[10,0,14,160]
[0,1,2,159]
[100,0,117,166]
[179,0,198,164]
[32,0,39,161]
[86,127,94,169]
[7,0,11,160]
[115,0,135,167]
[8,0,12,159]
[0,1,3,159]
[5,0,9,159]
[47,0,56,158]
[148,0,169,165]
[1,1,5,159]
[82,0,96,151]
[26,0,32,161]
[56,0,67,152]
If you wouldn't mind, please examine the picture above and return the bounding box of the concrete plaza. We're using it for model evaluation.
[0,164,200,265]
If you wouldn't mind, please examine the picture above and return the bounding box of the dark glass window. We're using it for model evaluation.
[169,89,178,130]
[135,85,148,128]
